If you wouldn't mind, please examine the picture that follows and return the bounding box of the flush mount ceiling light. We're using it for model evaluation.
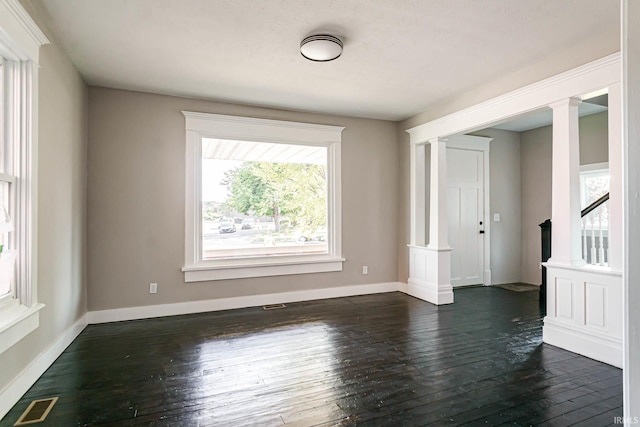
[300,34,343,62]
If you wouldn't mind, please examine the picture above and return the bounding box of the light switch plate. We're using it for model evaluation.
[493,213,500,222]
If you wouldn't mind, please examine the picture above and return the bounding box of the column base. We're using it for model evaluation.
[406,245,454,305]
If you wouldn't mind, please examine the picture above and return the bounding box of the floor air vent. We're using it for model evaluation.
[14,397,58,426]
[263,303,286,310]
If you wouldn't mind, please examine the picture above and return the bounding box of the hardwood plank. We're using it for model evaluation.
[0,288,623,426]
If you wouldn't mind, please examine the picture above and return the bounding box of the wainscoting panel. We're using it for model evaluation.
[406,245,454,305]
[543,264,622,367]
[585,283,607,328]
[555,278,574,320]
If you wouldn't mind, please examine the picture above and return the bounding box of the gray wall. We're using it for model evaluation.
[396,126,411,283]
[520,125,553,284]
[0,1,88,393]
[520,111,608,284]
[87,88,399,311]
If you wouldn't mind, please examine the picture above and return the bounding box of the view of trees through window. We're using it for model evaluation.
[201,139,328,259]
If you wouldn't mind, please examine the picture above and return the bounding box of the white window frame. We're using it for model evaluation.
[0,0,48,355]
[182,112,344,282]
[580,162,610,234]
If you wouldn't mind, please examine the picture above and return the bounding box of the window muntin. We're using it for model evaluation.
[202,138,328,260]
[182,112,344,282]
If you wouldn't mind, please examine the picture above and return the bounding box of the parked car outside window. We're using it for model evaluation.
[218,217,236,233]
[241,218,256,230]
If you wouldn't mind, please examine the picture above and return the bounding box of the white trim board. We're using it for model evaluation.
[543,318,622,368]
[88,282,402,324]
[406,53,620,143]
[0,314,88,421]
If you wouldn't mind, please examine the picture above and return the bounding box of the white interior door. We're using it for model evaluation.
[447,147,484,287]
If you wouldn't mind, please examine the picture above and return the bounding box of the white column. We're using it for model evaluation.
[423,137,453,305]
[405,137,453,306]
[410,143,426,246]
[608,82,623,272]
[548,97,585,267]
[427,138,449,250]
[623,0,640,419]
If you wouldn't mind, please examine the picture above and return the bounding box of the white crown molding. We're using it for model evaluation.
[407,52,621,144]
[0,0,49,62]
[2,0,49,46]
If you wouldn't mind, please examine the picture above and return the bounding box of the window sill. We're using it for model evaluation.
[0,302,44,355]
[182,255,345,282]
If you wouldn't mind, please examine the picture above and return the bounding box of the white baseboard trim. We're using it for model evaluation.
[543,318,622,368]
[397,282,409,293]
[0,313,88,421]
[88,282,403,324]
[403,279,454,305]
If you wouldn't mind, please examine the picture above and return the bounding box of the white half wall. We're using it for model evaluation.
[543,264,622,367]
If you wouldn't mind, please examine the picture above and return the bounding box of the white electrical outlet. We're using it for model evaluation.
[362,266,368,275]
[149,282,158,294]
[494,213,501,222]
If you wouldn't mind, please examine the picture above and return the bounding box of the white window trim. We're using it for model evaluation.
[0,0,48,355]
[182,112,344,282]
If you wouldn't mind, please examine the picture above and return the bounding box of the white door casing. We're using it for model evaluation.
[447,148,484,286]
[445,135,492,286]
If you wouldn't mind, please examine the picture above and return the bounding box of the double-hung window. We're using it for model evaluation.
[182,112,344,282]
[0,0,48,355]
[0,56,17,306]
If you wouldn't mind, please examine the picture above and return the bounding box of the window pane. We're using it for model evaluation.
[0,181,12,298]
[201,138,328,259]
[580,169,610,229]
[583,174,609,206]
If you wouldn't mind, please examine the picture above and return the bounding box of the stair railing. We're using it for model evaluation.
[581,192,609,266]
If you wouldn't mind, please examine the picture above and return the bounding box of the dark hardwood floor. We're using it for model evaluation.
[1,287,623,426]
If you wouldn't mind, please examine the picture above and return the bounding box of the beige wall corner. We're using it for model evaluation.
[0,0,89,415]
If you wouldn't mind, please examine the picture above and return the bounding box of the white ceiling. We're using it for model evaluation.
[36,0,620,121]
